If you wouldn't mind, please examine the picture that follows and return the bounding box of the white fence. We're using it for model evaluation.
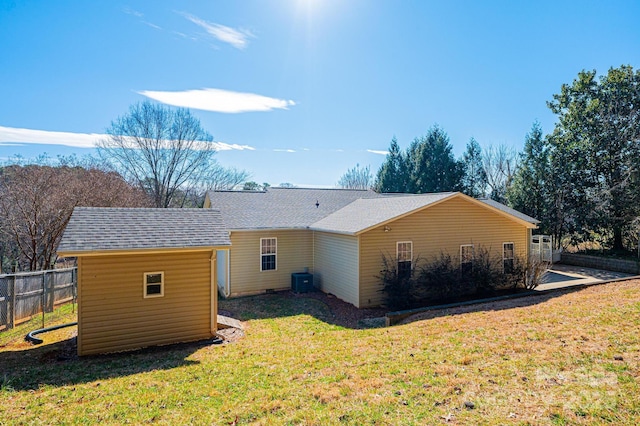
[0,268,77,331]
[531,235,553,263]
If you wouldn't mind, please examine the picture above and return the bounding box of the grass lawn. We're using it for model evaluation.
[1,281,639,425]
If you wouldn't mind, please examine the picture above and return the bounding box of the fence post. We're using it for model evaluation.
[8,274,15,329]
[41,271,46,329]
[46,271,54,313]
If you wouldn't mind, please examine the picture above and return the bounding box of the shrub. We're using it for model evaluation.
[377,253,417,310]
[380,245,548,310]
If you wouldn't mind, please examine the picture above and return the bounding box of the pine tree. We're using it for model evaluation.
[407,125,464,193]
[461,137,487,198]
[374,137,408,193]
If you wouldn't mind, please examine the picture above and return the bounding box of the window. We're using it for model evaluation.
[460,244,474,274]
[397,241,413,280]
[260,238,277,271]
[503,242,515,273]
[143,272,164,298]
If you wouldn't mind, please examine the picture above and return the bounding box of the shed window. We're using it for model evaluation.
[397,241,413,279]
[460,244,474,274]
[143,272,164,298]
[503,242,515,273]
[260,238,277,271]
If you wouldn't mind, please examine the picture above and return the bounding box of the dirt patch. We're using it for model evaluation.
[216,326,245,343]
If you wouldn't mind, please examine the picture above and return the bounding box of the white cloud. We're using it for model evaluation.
[122,7,144,18]
[273,149,296,153]
[0,126,255,151]
[367,149,389,155]
[180,12,253,49]
[0,125,103,148]
[215,142,255,151]
[143,21,162,30]
[139,88,296,114]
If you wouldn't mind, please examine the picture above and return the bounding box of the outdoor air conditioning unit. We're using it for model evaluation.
[291,272,314,293]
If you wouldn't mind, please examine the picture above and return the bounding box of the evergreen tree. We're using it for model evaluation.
[374,137,408,193]
[507,122,549,226]
[461,137,487,198]
[407,125,464,193]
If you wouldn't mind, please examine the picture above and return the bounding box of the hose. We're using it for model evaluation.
[25,322,78,345]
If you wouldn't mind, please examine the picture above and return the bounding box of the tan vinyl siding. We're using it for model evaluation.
[359,196,530,307]
[229,230,313,295]
[313,231,360,307]
[78,251,213,356]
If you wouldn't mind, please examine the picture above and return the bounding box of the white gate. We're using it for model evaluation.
[531,235,553,263]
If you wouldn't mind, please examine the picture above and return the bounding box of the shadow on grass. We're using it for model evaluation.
[220,282,624,330]
[0,335,214,391]
[394,285,598,325]
[219,290,387,330]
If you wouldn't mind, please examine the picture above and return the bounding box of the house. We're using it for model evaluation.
[57,207,230,356]
[204,188,538,308]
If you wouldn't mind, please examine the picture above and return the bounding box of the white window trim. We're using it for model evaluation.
[143,271,164,298]
[460,244,474,267]
[503,242,515,271]
[260,237,277,272]
[503,242,515,261]
[396,241,413,262]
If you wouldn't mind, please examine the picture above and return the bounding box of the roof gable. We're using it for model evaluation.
[58,207,230,255]
[311,192,539,235]
[310,193,456,234]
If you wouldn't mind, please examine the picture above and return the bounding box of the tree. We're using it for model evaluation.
[460,137,487,198]
[338,164,373,190]
[243,181,262,191]
[0,159,149,271]
[547,65,640,251]
[406,125,464,193]
[175,165,251,207]
[507,122,549,226]
[278,182,296,188]
[482,144,518,203]
[98,101,217,208]
[374,137,408,193]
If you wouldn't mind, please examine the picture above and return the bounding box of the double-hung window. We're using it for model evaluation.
[397,241,413,280]
[460,244,474,274]
[503,242,515,273]
[260,238,277,271]
[143,272,164,298]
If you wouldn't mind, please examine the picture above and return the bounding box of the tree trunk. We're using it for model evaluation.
[613,226,625,252]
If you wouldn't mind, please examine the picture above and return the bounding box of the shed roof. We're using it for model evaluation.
[310,193,456,234]
[206,187,384,230]
[58,207,230,255]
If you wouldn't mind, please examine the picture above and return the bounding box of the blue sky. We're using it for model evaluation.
[1,1,639,187]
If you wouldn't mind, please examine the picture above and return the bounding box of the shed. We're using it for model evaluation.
[57,207,231,356]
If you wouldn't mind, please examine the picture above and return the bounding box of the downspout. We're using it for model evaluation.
[210,250,217,334]
[312,231,315,273]
[225,248,231,297]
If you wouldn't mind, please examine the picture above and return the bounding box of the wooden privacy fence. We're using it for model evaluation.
[0,267,77,331]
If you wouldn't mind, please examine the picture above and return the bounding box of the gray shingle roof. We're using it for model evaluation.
[310,193,456,234]
[478,198,540,224]
[206,188,539,234]
[206,187,384,230]
[58,207,230,254]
